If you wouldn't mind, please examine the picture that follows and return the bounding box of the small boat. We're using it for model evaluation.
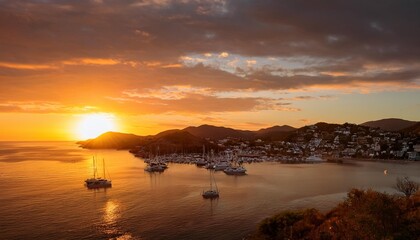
[196,145,207,167]
[214,161,229,171]
[196,158,207,167]
[85,157,112,189]
[202,170,219,199]
[145,154,168,173]
[223,153,247,175]
[223,166,247,175]
[145,162,165,172]
[305,155,325,163]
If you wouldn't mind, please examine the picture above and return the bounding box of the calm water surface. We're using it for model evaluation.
[0,141,419,239]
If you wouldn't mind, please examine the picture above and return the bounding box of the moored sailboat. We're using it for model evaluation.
[202,170,219,199]
[145,154,168,173]
[223,153,247,175]
[85,156,112,189]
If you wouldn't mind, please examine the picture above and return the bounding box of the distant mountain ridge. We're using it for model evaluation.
[361,118,418,132]
[77,129,214,151]
[255,125,296,135]
[183,124,296,140]
[183,124,254,140]
[77,131,144,149]
[77,119,419,150]
[77,124,297,149]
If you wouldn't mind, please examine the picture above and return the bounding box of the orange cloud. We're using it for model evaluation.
[162,63,183,68]
[320,71,349,77]
[0,62,57,70]
[62,58,120,66]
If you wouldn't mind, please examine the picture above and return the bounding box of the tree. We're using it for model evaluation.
[395,177,419,198]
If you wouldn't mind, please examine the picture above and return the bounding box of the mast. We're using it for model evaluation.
[213,171,218,192]
[209,170,212,190]
[103,158,106,179]
[93,156,96,179]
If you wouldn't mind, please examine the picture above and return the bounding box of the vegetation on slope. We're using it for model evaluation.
[249,179,420,240]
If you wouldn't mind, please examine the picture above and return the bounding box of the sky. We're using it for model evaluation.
[0,0,419,140]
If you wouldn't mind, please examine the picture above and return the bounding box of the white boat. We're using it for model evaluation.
[214,161,229,171]
[85,157,112,189]
[204,162,215,169]
[223,166,247,175]
[196,158,207,167]
[223,153,247,175]
[305,155,325,163]
[145,162,166,172]
[202,170,219,199]
[145,155,167,172]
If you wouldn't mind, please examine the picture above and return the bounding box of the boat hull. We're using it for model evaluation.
[202,190,219,199]
[85,179,112,189]
[223,167,247,175]
[223,171,246,175]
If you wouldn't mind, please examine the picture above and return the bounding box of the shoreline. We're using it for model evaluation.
[329,157,418,164]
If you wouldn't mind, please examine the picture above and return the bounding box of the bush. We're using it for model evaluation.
[395,177,419,197]
[250,187,420,240]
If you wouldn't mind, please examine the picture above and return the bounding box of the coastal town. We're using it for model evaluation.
[129,122,420,167]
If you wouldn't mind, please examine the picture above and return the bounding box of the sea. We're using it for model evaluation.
[0,141,419,240]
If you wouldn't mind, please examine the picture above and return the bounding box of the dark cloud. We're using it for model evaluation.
[1,0,418,63]
[0,0,419,114]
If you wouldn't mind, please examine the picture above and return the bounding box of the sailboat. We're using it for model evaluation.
[223,153,246,175]
[85,156,112,189]
[145,152,167,173]
[196,145,207,167]
[202,170,219,199]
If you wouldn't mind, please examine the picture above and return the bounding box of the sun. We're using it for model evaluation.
[76,113,118,139]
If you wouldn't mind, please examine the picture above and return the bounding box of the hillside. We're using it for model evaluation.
[250,188,420,240]
[400,122,420,135]
[254,125,296,141]
[361,118,418,132]
[78,120,419,151]
[77,124,298,150]
[183,124,296,141]
[183,124,254,140]
[140,130,215,154]
[77,130,216,154]
[77,132,145,149]
[255,125,296,134]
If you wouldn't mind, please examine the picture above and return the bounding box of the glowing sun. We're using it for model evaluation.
[76,113,118,139]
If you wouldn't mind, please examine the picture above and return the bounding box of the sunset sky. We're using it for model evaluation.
[0,0,419,140]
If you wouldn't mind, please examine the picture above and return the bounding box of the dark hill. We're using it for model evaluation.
[141,130,215,154]
[361,118,418,132]
[314,122,342,131]
[255,125,296,141]
[184,124,254,140]
[77,130,216,154]
[400,122,420,135]
[77,132,144,149]
[256,125,296,134]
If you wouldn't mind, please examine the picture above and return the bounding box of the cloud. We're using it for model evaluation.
[300,119,310,124]
[0,62,57,70]
[219,52,229,58]
[0,101,98,113]
[0,0,419,117]
[62,58,120,66]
